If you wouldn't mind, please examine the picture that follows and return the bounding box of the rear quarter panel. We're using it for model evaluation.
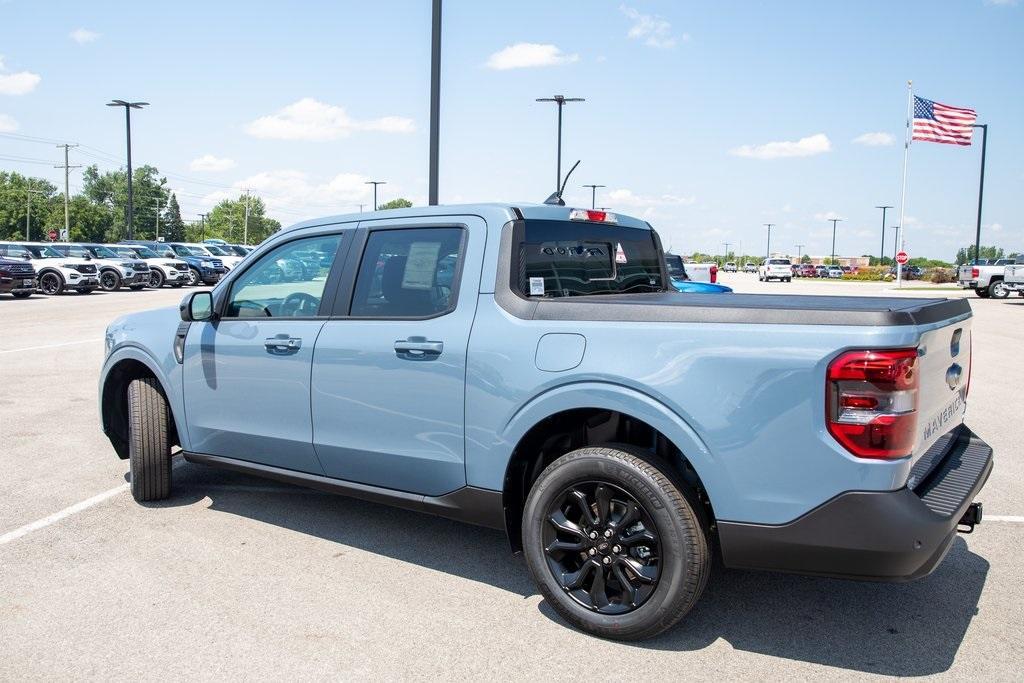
[466,300,956,525]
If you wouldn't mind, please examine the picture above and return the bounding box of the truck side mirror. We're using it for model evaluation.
[180,291,215,322]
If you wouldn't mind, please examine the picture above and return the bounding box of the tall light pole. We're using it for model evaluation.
[828,218,843,265]
[365,181,386,210]
[722,242,731,263]
[152,199,162,241]
[891,226,899,264]
[795,243,805,261]
[875,205,892,263]
[26,184,45,241]
[428,0,442,205]
[536,95,584,194]
[971,123,988,264]
[198,212,209,242]
[582,184,605,209]
[106,100,149,240]
[763,223,774,260]
[55,143,80,240]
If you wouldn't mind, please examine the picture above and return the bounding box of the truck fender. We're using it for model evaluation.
[498,381,725,505]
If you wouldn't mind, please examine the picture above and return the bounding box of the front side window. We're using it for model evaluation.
[350,228,464,318]
[224,234,341,318]
[517,220,664,298]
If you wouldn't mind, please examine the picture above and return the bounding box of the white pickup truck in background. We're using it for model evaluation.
[958,258,1018,299]
[1003,262,1024,297]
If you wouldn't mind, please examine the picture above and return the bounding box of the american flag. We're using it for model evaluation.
[912,96,977,146]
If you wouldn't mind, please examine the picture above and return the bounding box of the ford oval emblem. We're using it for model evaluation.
[946,363,963,391]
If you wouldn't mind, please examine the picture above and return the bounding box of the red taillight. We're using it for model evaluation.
[568,209,617,223]
[710,265,718,283]
[826,348,919,459]
[971,267,979,279]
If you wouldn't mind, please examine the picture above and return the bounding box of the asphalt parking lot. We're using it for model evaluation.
[2,277,1022,680]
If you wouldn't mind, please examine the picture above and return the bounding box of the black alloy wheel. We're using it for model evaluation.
[99,270,120,291]
[40,272,64,295]
[149,269,165,288]
[543,481,661,614]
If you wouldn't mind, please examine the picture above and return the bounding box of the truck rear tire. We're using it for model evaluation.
[522,446,709,641]
[127,377,172,502]
[988,280,1009,299]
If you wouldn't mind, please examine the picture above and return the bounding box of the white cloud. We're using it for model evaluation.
[189,154,237,172]
[984,0,1018,6]
[245,98,415,141]
[199,170,379,219]
[70,28,99,44]
[813,211,843,221]
[730,133,831,159]
[606,188,696,208]
[0,113,17,132]
[620,5,678,49]
[485,43,579,70]
[0,69,41,96]
[852,131,895,147]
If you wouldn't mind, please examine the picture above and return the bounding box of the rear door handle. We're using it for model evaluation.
[394,337,443,360]
[265,336,302,352]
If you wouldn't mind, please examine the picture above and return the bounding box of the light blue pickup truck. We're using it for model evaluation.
[100,204,992,640]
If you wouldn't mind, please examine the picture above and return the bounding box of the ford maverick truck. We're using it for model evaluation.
[100,204,992,640]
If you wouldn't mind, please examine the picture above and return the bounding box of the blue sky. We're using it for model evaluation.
[1,0,1021,259]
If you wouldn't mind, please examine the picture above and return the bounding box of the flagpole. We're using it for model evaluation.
[895,80,913,288]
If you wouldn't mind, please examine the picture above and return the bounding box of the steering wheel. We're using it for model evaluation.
[280,291,321,317]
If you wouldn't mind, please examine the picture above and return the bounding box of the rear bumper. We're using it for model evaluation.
[958,281,977,289]
[0,276,37,293]
[718,425,993,582]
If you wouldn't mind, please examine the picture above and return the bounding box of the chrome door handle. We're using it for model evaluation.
[394,337,443,360]
[265,336,302,352]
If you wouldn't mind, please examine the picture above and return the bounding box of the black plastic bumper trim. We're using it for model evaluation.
[717,425,993,582]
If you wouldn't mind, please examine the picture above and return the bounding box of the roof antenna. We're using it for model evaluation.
[543,160,581,206]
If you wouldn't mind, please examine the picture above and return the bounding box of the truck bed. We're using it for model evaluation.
[500,291,972,326]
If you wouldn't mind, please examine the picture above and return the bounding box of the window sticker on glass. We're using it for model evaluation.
[402,241,442,290]
[615,242,628,264]
[529,277,545,296]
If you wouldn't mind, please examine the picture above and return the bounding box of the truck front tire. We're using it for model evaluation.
[522,446,710,640]
[127,377,172,502]
[988,279,1009,299]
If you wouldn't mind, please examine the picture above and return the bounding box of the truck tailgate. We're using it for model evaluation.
[911,317,971,470]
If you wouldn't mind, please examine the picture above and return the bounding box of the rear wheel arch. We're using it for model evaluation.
[502,407,716,553]
[102,358,179,459]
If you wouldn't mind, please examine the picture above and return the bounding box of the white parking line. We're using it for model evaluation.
[0,338,102,354]
[0,484,128,546]
[987,515,1024,523]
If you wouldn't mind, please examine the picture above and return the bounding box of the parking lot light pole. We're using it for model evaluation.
[891,226,899,263]
[106,100,149,240]
[198,213,209,242]
[763,224,774,260]
[829,218,843,265]
[365,181,386,211]
[875,205,892,263]
[536,95,584,194]
[971,124,987,264]
[582,184,605,209]
[795,244,805,261]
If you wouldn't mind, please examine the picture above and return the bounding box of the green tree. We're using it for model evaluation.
[0,172,58,241]
[82,164,171,241]
[163,193,186,242]
[377,197,413,210]
[955,244,1004,265]
[800,254,811,264]
[195,194,280,245]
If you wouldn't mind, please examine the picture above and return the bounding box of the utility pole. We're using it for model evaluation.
[763,223,774,260]
[875,205,892,263]
[722,242,731,264]
[971,124,988,264]
[428,0,442,205]
[243,189,251,245]
[536,95,585,194]
[891,226,899,264]
[106,100,149,240]
[828,218,843,265]
[152,199,162,241]
[54,144,81,240]
[26,184,45,241]
[582,184,605,209]
[365,181,386,210]
[198,213,209,242]
[795,243,805,261]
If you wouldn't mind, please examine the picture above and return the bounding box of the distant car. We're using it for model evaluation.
[814,265,828,278]
[742,262,756,273]
[798,264,816,278]
[827,266,844,279]
[758,258,792,282]
[0,256,37,298]
[0,241,98,295]
[723,262,737,272]
[109,244,189,289]
[49,243,150,291]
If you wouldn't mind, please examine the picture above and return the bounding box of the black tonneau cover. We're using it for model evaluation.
[501,291,971,327]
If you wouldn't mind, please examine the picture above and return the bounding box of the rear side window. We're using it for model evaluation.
[517,220,664,297]
[350,228,464,318]
[768,259,791,265]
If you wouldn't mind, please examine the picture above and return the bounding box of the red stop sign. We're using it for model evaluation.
[48,229,57,241]
[896,251,908,265]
